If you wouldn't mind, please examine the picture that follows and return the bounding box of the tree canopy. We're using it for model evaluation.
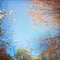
[15,48,32,60]
[0,48,14,60]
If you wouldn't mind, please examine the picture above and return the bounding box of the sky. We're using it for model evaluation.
[6,0,47,56]
[6,0,41,56]
[0,0,60,57]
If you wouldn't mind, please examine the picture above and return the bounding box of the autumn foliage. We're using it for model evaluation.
[28,0,60,60]
[28,0,60,27]
[0,48,13,60]
[38,34,60,60]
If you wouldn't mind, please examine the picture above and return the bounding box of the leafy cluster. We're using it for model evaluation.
[0,48,13,60]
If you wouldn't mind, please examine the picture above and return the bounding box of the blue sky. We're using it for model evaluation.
[6,0,41,56]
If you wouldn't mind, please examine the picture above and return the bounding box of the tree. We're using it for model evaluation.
[28,0,60,28]
[28,0,60,60]
[38,34,60,60]
[0,48,14,60]
[15,48,32,60]
[0,1,15,60]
